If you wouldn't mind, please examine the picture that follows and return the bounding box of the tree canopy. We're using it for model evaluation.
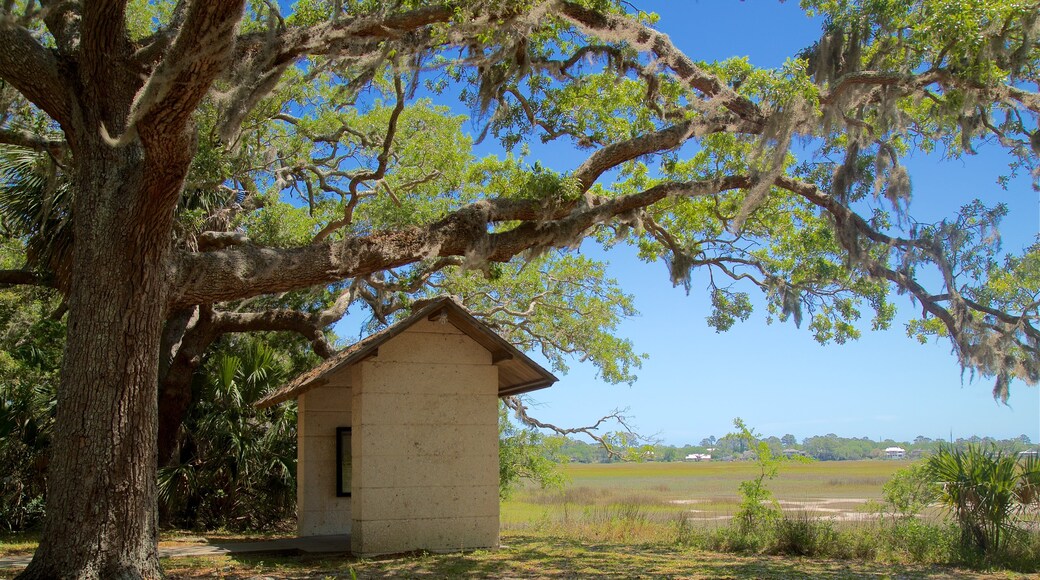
[0,0,1037,577]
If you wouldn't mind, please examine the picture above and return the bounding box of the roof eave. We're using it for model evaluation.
[255,296,560,408]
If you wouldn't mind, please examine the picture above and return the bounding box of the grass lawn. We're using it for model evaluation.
[4,534,1022,579]
[3,532,1033,578]
[157,535,1037,579]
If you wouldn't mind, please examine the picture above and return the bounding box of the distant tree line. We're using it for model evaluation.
[556,432,1035,463]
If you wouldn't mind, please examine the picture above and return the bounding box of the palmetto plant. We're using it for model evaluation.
[158,339,297,530]
[927,444,1033,557]
[0,145,73,286]
[1017,454,1040,512]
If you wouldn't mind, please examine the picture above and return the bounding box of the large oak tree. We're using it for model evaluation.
[0,0,1037,577]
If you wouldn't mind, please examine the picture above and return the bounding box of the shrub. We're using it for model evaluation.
[158,341,297,531]
[771,514,838,557]
[499,406,565,500]
[927,444,1025,558]
[672,511,696,547]
[882,461,939,518]
[888,519,954,563]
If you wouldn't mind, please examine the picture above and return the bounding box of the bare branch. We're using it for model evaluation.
[503,396,644,459]
[314,74,407,242]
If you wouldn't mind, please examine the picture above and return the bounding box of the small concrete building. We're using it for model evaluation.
[256,297,557,556]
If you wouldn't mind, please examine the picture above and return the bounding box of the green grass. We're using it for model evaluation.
[496,459,1038,572]
[6,531,1035,579]
[0,531,38,558]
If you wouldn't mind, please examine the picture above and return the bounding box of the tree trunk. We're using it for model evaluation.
[157,307,205,468]
[20,145,172,579]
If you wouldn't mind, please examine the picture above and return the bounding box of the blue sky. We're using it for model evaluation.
[341,1,1040,445]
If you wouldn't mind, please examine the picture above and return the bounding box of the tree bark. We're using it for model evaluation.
[20,143,173,578]
[12,1,247,574]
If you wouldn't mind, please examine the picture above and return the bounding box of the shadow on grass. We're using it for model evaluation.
[162,535,1021,579]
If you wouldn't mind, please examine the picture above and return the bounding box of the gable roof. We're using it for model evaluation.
[255,297,558,408]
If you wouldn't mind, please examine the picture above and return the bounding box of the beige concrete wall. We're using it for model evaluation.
[297,368,352,537]
[351,320,500,556]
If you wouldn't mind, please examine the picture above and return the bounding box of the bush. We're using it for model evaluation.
[672,511,696,547]
[889,519,955,563]
[705,524,765,554]
[771,514,838,557]
[499,406,565,500]
[882,461,939,518]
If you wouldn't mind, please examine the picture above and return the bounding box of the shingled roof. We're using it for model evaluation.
[255,297,558,408]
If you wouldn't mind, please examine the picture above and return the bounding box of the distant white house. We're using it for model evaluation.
[1019,450,1039,459]
[884,446,906,459]
[685,453,712,462]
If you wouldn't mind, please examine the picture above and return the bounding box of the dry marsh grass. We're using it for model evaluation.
[503,459,911,531]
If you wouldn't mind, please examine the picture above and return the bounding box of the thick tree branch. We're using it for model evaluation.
[120,0,247,150]
[247,4,456,63]
[0,128,66,156]
[156,289,352,464]
[557,0,765,124]
[208,306,344,359]
[173,176,750,306]
[573,117,761,192]
[0,24,72,126]
[157,306,205,466]
[80,0,129,98]
[38,0,80,55]
[821,69,1040,114]
[197,231,250,251]
[0,269,50,287]
[132,1,190,67]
